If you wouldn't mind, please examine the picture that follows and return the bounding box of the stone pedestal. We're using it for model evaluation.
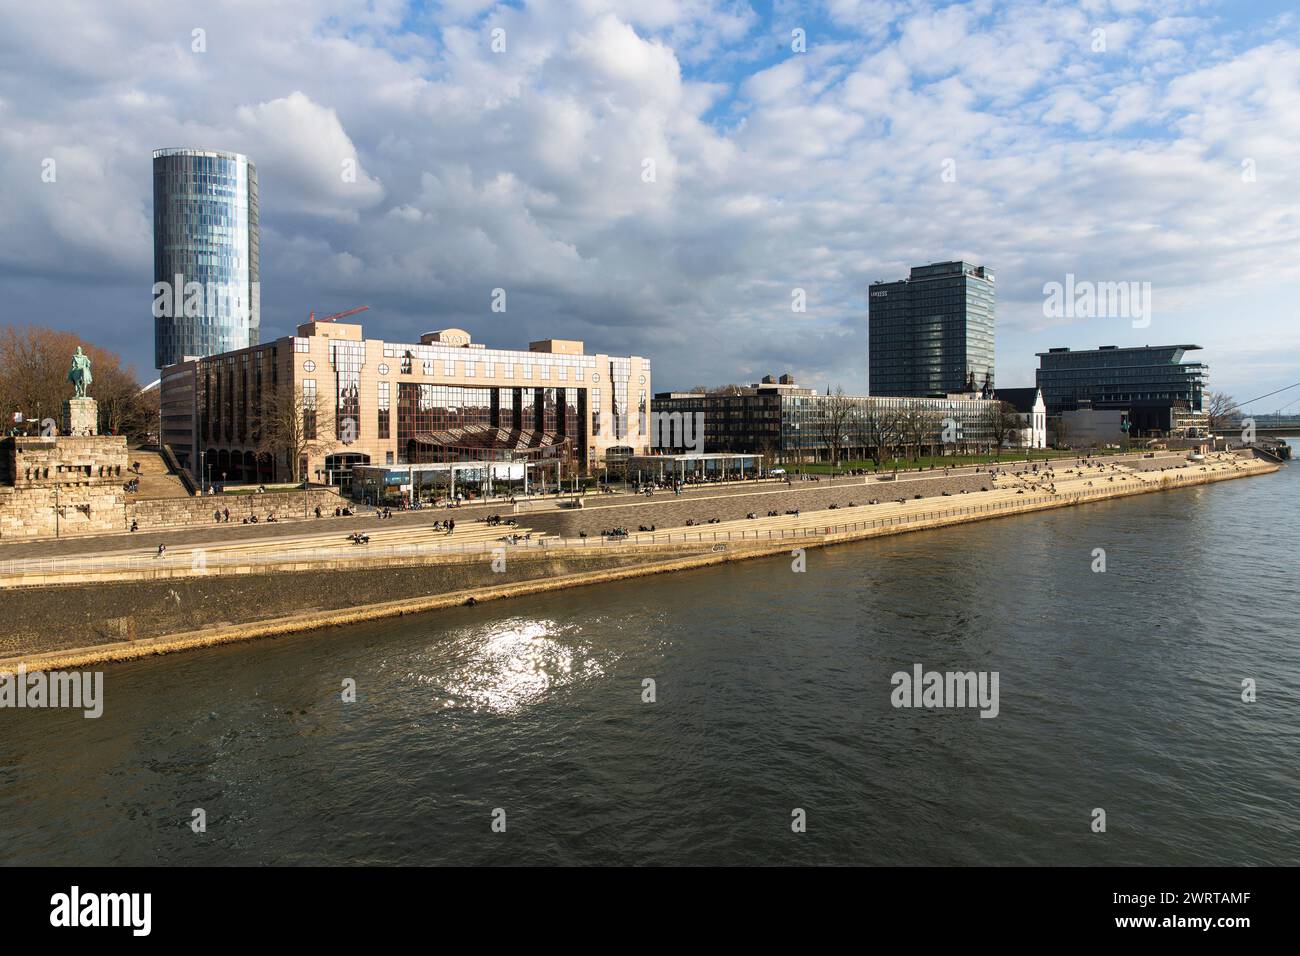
[63,397,98,437]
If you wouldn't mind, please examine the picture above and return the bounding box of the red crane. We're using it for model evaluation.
[309,305,370,323]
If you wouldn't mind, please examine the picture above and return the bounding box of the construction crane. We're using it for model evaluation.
[309,305,370,323]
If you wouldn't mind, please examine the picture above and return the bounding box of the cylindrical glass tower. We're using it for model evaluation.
[152,148,260,368]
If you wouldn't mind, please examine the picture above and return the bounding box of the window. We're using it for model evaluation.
[303,379,317,440]
[330,340,366,442]
[378,381,391,440]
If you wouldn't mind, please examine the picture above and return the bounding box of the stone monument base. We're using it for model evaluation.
[63,397,98,437]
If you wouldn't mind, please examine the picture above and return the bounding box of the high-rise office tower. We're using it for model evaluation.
[153,148,259,369]
[868,260,995,396]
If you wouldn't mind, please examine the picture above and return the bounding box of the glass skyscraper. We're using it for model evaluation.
[153,148,259,369]
[868,261,995,396]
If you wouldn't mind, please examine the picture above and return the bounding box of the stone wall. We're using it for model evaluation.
[129,487,346,530]
[1,429,344,537]
[0,435,129,540]
[0,546,707,657]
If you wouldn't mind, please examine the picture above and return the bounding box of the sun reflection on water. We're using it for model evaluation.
[411,618,607,715]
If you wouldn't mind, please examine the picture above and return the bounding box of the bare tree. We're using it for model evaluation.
[983,401,1022,460]
[856,402,903,467]
[1047,414,1069,449]
[0,324,154,442]
[816,386,855,467]
[900,407,944,461]
[253,384,336,483]
[1205,391,1238,431]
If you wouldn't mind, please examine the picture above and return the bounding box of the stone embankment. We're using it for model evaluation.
[0,451,1279,671]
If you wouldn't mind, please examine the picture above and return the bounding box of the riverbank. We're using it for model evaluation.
[0,452,1278,672]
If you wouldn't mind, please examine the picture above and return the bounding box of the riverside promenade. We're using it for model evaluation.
[0,451,1279,671]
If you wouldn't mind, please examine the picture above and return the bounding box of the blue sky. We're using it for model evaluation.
[1,0,1298,411]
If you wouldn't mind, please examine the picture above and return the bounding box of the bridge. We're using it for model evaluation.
[1242,420,1300,437]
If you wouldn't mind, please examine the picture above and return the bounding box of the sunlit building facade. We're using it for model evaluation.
[160,321,650,487]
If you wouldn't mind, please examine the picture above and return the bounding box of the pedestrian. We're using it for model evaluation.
[223,507,230,523]
[156,543,166,558]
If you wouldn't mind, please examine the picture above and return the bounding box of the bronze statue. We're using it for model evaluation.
[68,346,93,398]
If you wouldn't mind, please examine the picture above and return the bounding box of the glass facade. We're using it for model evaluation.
[652,388,999,458]
[153,148,259,368]
[377,382,391,440]
[329,340,366,440]
[397,384,494,462]
[609,358,630,439]
[1035,344,1208,432]
[869,261,995,397]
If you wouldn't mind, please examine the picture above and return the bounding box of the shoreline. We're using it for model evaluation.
[0,455,1279,673]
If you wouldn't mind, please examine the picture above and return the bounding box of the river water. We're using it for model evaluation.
[3,453,1298,866]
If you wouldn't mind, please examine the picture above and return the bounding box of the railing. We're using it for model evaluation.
[0,462,1261,581]
[159,444,200,496]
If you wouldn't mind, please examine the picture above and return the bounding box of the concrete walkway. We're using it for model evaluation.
[0,450,1185,561]
[0,453,1266,586]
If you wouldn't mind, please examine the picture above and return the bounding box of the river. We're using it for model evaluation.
[2,450,1297,865]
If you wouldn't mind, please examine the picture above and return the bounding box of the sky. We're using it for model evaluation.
[1,0,1298,412]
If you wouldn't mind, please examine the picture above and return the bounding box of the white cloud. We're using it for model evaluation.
[0,0,1296,400]
[234,92,385,220]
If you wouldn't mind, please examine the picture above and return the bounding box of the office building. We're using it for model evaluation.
[652,375,1002,461]
[1035,344,1208,435]
[153,148,260,368]
[869,260,996,397]
[160,319,650,487]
